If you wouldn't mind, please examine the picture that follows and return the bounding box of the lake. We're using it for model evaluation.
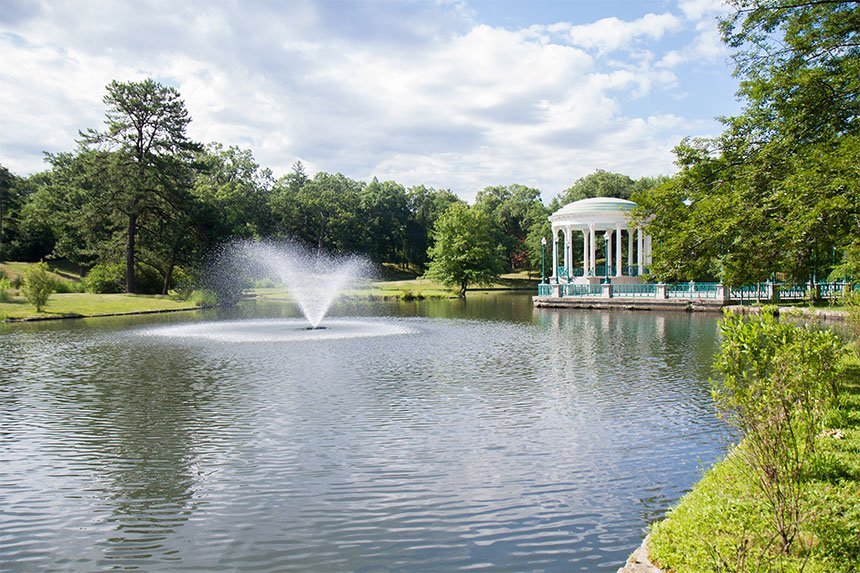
[0,293,728,571]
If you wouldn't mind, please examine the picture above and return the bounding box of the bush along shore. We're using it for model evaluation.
[642,303,860,573]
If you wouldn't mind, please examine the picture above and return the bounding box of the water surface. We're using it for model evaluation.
[0,294,727,571]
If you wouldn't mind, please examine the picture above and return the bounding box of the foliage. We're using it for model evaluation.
[829,242,860,281]
[474,184,545,271]
[188,289,217,307]
[634,1,860,284]
[404,185,463,270]
[83,262,126,294]
[707,309,845,562]
[80,78,201,293]
[425,203,505,298]
[842,290,860,353]
[555,169,635,207]
[0,276,11,303]
[650,309,859,573]
[21,261,55,311]
[192,142,274,240]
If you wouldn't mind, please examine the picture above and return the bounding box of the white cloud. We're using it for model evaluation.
[678,0,729,22]
[0,0,734,199]
[657,19,728,69]
[565,13,682,54]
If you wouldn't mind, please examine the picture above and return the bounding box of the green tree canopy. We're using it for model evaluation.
[425,203,505,298]
[554,170,636,210]
[634,1,859,284]
[81,78,201,292]
[474,184,546,271]
[404,185,462,270]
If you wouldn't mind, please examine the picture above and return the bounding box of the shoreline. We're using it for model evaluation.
[1,305,203,323]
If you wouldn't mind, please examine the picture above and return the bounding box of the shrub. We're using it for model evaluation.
[188,289,217,307]
[22,261,55,312]
[83,263,125,294]
[713,310,844,556]
[0,276,12,303]
[52,278,83,293]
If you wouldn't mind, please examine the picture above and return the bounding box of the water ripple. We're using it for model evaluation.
[0,303,729,572]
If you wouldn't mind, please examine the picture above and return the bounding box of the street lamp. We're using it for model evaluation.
[541,236,547,284]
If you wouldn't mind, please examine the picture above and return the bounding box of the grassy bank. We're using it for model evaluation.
[648,342,860,572]
[0,293,199,320]
[2,260,539,320]
[253,272,540,301]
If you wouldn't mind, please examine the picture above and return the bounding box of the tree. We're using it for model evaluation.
[404,185,462,270]
[270,171,363,254]
[425,203,505,298]
[0,164,13,257]
[634,1,860,284]
[474,184,545,271]
[358,178,410,263]
[193,143,274,241]
[555,170,636,208]
[81,79,201,293]
[22,261,54,311]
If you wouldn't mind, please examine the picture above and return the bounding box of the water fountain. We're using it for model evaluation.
[242,241,366,329]
[141,240,415,342]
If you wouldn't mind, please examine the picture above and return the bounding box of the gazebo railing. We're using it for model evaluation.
[539,279,858,303]
[560,284,602,297]
[776,283,807,301]
[611,283,657,297]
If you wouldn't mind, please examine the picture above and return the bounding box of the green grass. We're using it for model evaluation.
[648,357,860,573]
[0,292,199,320]
[0,260,84,293]
[251,272,540,302]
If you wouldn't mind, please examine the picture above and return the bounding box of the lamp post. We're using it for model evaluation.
[541,236,547,284]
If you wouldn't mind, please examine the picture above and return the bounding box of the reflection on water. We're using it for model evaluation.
[0,295,728,571]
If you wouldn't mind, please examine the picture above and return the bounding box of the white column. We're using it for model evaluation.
[589,225,596,276]
[604,231,611,278]
[582,228,588,278]
[637,227,644,275]
[551,226,558,280]
[645,234,652,266]
[627,228,633,272]
[615,225,622,277]
[563,227,572,278]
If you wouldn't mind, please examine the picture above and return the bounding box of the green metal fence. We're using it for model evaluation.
[610,283,657,298]
[560,284,602,297]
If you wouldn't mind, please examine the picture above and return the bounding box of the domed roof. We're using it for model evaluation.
[553,196,637,216]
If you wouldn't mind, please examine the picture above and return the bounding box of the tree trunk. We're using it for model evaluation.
[126,213,137,293]
[161,238,181,295]
[458,280,467,299]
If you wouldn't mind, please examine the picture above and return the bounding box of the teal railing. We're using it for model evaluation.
[667,282,694,298]
[560,284,602,297]
[538,283,552,296]
[611,283,657,298]
[776,283,807,301]
[538,280,857,301]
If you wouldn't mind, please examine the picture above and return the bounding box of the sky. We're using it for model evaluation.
[0,0,741,201]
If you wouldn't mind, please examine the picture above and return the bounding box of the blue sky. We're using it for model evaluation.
[0,0,741,201]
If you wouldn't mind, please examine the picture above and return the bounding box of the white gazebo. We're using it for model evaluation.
[548,197,651,284]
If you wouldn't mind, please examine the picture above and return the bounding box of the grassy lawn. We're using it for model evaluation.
[252,272,540,301]
[648,357,860,573]
[0,261,83,292]
[2,260,540,320]
[0,293,199,320]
